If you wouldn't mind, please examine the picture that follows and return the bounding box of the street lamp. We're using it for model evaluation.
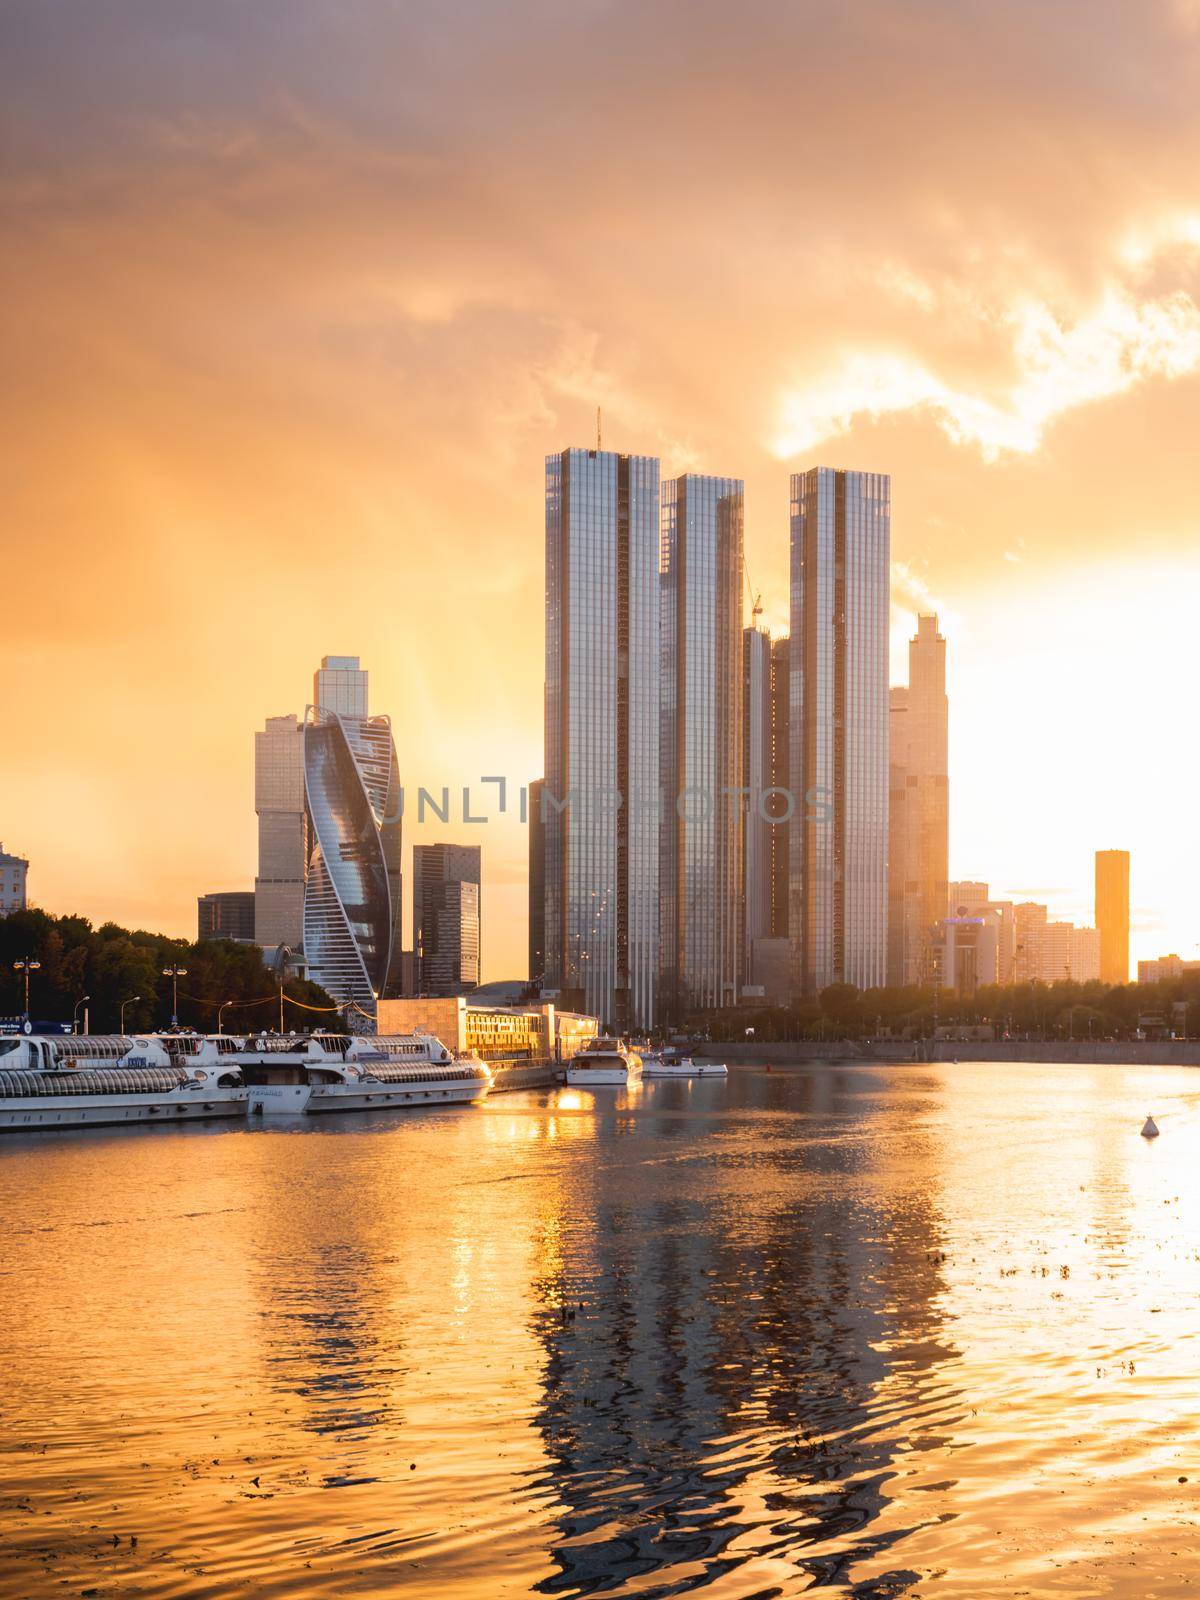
[120,994,142,1033]
[73,994,91,1034]
[13,958,41,1019]
[218,999,236,1035]
[162,964,188,1030]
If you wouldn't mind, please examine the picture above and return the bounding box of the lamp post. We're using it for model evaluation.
[13,958,41,1020]
[73,994,90,1035]
[120,994,142,1034]
[218,999,236,1035]
[162,964,188,1030]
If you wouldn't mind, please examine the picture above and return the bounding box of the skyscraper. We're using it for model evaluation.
[743,626,773,960]
[1095,849,1130,984]
[413,842,482,994]
[544,447,660,1030]
[254,714,306,949]
[303,657,403,1010]
[743,626,790,992]
[661,473,744,1011]
[0,845,28,917]
[888,615,949,986]
[789,467,890,995]
[528,778,545,983]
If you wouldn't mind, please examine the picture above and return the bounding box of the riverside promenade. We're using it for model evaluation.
[699,1039,1200,1066]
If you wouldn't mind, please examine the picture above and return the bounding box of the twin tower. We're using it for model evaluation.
[538,448,892,1033]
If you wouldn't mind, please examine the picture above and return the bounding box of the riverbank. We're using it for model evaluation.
[698,1039,1200,1065]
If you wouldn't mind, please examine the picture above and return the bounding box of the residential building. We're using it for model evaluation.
[303,656,403,1010]
[743,628,791,996]
[1138,954,1200,984]
[888,615,949,987]
[789,467,890,994]
[660,472,743,1012]
[198,890,256,942]
[1095,849,1131,985]
[413,843,482,995]
[0,845,28,916]
[1013,902,1100,982]
[528,778,545,984]
[543,447,660,1031]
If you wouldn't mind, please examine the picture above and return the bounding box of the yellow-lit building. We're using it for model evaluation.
[1095,849,1130,985]
[375,997,597,1062]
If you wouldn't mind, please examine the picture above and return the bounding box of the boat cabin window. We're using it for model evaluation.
[0,1039,20,1058]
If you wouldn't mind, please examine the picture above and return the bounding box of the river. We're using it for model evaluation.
[3,1061,1199,1597]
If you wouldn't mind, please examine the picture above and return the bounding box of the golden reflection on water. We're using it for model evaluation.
[4,1064,1200,1596]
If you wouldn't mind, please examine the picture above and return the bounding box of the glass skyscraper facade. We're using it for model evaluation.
[789,468,890,995]
[413,842,482,994]
[888,615,949,987]
[302,657,403,1011]
[660,473,744,1011]
[544,448,660,1031]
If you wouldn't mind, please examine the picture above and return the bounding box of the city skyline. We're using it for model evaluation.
[7,0,1200,975]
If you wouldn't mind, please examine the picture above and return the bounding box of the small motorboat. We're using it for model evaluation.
[640,1048,727,1079]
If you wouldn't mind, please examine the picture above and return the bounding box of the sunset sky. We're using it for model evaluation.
[4,0,1200,977]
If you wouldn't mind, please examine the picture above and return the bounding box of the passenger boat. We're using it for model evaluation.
[237,1031,491,1116]
[0,1033,247,1131]
[565,1037,640,1088]
[641,1048,727,1079]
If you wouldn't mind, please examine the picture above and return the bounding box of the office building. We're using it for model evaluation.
[0,845,28,916]
[543,447,660,1030]
[528,778,545,984]
[888,615,949,987]
[253,715,307,950]
[1095,849,1130,985]
[198,890,256,942]
[939,913,1000,994]
[660,472,744,1011]
[789,467,890,994]
[303,656,403,1010]
[413,843,482,995]
[947,881,1015,983]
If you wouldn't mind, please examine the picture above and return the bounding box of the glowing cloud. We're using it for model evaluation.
[773,287,1200,461]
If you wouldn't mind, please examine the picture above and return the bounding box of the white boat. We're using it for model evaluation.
[238,1031,490,1116]
[565,1037,640,1088]
[0,1033,248,1131]
[641,1049,728,1079]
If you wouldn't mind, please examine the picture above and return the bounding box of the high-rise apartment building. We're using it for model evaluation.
[1095,849,1130,985]
[1013,901,1100,983]
[888,615,949,986]
[413,843,482,994]
[543,448,661,1031]
[0,845,28,916]
[743,628,791,996]
[789,468,890,994]
[661,473,744,1011]
[528,778,545,983]
[254,714,307,949]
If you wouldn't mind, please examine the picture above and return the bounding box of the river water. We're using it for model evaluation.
[3,1062,1200,1598]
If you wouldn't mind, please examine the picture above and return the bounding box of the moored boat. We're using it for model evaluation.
[0,1033,247,1131]
[565,1037,640,1088]
[641,1049,727,1079]
[237,1031,490,1116]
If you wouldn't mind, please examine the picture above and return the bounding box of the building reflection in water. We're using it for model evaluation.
[526,1068,960,1595]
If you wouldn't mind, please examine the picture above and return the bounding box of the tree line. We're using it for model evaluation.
[699,975,1195,1043]
[0,909,337,1035]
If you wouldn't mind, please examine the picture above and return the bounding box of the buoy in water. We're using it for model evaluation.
[1142,1115,1160,1139]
